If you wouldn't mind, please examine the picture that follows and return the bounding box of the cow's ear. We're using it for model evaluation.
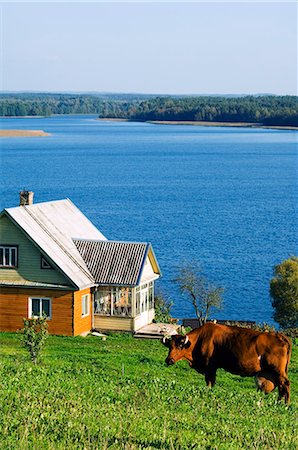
[161,336,171,347]
[181,335,191,349]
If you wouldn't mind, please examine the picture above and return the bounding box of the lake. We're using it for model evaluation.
[0,115,297,324]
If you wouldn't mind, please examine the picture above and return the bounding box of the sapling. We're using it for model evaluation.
[20,315,48,365]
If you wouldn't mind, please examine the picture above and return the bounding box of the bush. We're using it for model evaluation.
[282,328,298,339]
[253,323,277,333]
[153,291,173,323]
[20,316,49,365]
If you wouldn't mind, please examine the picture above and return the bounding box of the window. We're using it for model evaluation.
[113,288,132,317]
[148,282,154,309]
[136,287,140,315]
[82,294,90,317]
[29,297,51,319]
[0,245,18,268]
[94,288,132,317]
[135,282,154,315]
[41,256,52,269]
[94,290,111,315]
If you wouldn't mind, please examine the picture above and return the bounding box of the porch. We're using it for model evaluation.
[93,281,156,332]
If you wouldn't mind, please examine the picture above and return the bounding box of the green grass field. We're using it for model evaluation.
[0,332,297,450]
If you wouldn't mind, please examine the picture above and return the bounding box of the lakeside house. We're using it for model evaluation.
[0,192,161,336]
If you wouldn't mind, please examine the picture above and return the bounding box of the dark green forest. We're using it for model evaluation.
[1,93,297,126]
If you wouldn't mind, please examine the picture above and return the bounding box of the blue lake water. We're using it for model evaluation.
[0,115,297,324]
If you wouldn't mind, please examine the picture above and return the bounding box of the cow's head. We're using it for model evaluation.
[162,334,191,366]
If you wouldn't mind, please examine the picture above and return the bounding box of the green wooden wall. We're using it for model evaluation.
[0,214,72,287]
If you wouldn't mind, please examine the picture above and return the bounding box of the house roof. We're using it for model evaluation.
[0,280,74,290]
[73,239,161,286]
[3,199,107,289]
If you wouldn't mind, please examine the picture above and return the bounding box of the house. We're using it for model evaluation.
[0,192,161,336]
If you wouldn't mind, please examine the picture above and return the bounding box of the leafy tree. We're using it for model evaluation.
[174,262,224,326]
[20,316,49,365]
[270,256,298,328]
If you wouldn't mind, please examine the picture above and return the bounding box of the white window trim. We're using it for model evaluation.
[0,245,18,267]
[28,297,52,320]
[82,294,90,317]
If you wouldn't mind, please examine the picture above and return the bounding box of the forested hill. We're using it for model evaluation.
[0,93,297,126]
[99,95,298,126]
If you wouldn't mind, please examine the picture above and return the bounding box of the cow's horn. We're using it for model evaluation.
[162,335,170,344]
[183,335,189,345]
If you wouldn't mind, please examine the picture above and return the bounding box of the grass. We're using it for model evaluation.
[0,332,297,449]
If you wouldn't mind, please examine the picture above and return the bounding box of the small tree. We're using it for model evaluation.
[174,262,224,326]
[270,256,298,329]
[20,316,49,365]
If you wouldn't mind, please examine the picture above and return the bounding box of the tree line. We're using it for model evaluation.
[0,93,297,126]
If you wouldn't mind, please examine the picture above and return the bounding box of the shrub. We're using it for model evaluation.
[154,291,173,323]
[253,322,277,333]
[20,316,49,365]
[282,328,298,339]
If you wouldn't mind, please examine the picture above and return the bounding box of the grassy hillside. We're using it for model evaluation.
[1,332,297,449]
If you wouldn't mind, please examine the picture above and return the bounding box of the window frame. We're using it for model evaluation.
[94,288,133,318]
[0,245,18,268]
[82,294,90,318]
[41,256,53,269]
[28,297,52,320]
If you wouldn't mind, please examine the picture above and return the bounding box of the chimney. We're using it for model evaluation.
[19,191,34,206]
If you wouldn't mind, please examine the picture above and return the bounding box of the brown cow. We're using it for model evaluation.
[162,323,291,403]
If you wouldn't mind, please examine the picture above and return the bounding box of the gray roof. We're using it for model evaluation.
[73,239,154,286]
[4,199,106,289]
[0,280,73,290]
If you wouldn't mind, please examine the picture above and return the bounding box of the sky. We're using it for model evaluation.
[0,1,297,95]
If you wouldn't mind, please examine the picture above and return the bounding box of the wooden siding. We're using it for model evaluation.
[73,288,92,336]
[139,256,158,283]
[148,247,160,275]
[0,215,71,287]
[0,287,74,335]
[94,315,133,332]
[134,309,155,331]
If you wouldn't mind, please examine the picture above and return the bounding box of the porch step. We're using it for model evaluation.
[134,333,164,339]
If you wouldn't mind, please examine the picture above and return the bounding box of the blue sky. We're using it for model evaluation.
[1,1,297,95]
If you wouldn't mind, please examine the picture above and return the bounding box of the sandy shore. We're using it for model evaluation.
[0,130,50,137]
[97,118,129,122]
[148,120,298,131]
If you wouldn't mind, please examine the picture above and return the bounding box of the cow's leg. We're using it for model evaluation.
[277,376,290,404]
[205,370,216,388]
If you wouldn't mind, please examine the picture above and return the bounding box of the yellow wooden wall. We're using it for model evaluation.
[73,287,92,336]
[94,315,133,332]
[0,287,74,335]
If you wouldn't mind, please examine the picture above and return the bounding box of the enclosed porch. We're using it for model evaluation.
[74,239,161,333]
[93,281,155,332]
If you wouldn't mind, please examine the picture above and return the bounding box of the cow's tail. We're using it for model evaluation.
[285,337,292,375]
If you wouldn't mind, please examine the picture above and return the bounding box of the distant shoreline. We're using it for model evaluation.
[0,129,50,137]
[1,116,297,131]
[147,120,298,131]
[97,118,129,122]
[98,118,298,130]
